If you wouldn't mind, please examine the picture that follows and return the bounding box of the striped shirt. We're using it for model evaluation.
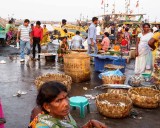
[18,25,31,42]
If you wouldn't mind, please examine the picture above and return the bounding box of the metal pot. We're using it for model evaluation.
[128,75,145,87]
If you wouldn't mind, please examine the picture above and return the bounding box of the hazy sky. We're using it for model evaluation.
[0,0,159,22]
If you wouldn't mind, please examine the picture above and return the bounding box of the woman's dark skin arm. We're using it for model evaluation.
[30,106,42,122]
[82,119,108,128]
[148,38,157,50]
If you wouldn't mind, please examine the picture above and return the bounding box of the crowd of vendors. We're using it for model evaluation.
[0,16,160,128]
[1,16,160,82]
[1,17,159,81]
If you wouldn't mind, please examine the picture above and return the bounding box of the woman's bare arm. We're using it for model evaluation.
[148,38,156,50]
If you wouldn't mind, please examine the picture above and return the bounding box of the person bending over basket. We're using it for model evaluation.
[57,37,69,62]
[29,81,107,128]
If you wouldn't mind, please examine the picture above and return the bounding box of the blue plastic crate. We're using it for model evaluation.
[92,55,126,73]
[94,57,113,72]
[112,58,126,73]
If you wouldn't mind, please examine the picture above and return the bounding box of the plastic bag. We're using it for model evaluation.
[99,69,123,79]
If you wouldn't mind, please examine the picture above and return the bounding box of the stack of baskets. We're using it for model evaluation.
[128,87,160,108]
[35,74,72,91]
[102,76,126,84]
[63,53,90,83]
[96,93,132,118]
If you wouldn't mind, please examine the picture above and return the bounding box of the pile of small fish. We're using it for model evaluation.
[100,100,126,107]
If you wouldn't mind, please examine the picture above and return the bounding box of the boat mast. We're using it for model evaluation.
[112,1,116,14]
[125,0,130,14]
[103,0,105,15]
[102,0,108,15]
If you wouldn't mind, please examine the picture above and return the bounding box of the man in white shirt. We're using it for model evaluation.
[118,25,122,33]
[71,31,83,49]
[17,19,32,62]
[87,17,98,54]
[104,25,111,34]
[96,24,101,35]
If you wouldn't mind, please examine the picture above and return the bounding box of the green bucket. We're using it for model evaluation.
[141,73,151,78]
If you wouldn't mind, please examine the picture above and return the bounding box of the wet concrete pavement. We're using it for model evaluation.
[0,46,160,128]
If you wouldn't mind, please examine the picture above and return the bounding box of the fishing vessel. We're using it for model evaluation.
[99,0,146,24]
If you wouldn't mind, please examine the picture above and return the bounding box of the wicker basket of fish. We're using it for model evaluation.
[102,76,126,84]
[107,89,128,94]
[96,93,132,118]
[104,64,124,71]
[128,87,160,108]
[63,53,90,83]
[35,74,72,91]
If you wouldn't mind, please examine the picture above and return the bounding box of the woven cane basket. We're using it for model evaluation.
[104,64,124,70]
[63,53,90,83]
[35,74,72,91]
[128,87,160,108]
[102,76,126,84]
[96,93,132,118]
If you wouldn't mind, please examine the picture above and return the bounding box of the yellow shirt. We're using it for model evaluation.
[152,32,160,46]
[152,32,160,63]
[152,32,160,52]
[41,28,48,45]
[136,27,141,35]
